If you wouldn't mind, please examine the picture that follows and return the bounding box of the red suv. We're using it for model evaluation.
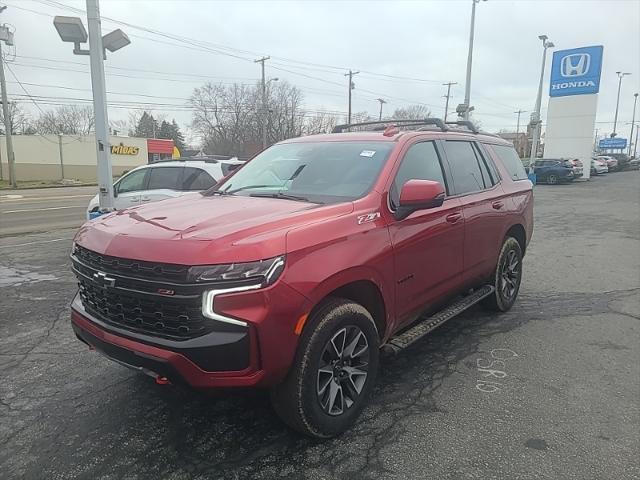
[70,119,533,438]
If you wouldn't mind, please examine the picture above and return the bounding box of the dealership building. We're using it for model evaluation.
[0,134,175,182]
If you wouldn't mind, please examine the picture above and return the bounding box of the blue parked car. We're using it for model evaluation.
[533,159,575,184]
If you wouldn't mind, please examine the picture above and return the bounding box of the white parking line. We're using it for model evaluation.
[0,237,71,249]
[3,205,85,213]
[0,194,94,202]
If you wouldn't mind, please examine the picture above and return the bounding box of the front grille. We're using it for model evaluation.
[78,278,207,340]
[74,244,189,282]
[72,246,218,341]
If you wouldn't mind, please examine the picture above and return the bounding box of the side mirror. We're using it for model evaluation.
[395,179,445,221]
[113,184,119,197]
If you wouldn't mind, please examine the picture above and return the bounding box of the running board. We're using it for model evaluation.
[383,285,494,354]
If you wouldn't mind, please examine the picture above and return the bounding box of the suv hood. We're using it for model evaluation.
[75,193,353,265]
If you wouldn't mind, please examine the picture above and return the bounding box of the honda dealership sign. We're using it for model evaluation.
[544,45,604,180]
[549,45,603,97]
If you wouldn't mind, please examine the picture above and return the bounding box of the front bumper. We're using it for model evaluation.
[71,294,264,387]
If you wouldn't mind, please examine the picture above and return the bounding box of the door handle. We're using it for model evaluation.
[141,196,151,202]
[492,201,504,210]
[445,213,462,224]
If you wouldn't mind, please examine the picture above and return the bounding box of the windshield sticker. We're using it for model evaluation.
[360,150,376,158]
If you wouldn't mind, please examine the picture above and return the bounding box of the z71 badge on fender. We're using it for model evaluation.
[357,212,381,224]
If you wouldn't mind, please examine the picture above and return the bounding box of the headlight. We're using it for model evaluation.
[188,255,285,286]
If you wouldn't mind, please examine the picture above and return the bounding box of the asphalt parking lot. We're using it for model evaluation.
[1,172,638,480]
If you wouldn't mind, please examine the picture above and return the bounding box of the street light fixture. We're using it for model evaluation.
[528,35,554,164]
[102,29,130,52]
[52,1,130,213]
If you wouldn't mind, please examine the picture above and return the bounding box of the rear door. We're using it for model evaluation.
[141,166,184,204]
[387,139,464,324]
[113,168,149,210]
[441,139,506,285]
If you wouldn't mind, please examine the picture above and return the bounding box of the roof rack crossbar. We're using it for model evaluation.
[445,120,479,134]
[332,118,448,133]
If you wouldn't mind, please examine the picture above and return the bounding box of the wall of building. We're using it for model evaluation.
[0,134,148,181]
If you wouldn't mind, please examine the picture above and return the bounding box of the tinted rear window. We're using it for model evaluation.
[147,167,182,190]
[490,145,528,181]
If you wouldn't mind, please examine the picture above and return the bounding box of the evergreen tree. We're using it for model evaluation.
[133,111,158,138]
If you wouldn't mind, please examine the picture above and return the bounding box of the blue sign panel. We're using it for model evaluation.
[598,137,627,149]
[549,45,604,97]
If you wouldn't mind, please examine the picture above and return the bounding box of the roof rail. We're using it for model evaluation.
[332,118,449,133]
[445,120,479,134]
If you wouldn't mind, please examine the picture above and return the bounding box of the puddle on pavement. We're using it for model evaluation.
[0,266,58,287]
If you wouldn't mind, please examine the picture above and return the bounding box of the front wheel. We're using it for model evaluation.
[270,298,379,438]
[483,237,523,312]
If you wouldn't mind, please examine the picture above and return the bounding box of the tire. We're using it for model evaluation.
[482,237,523,312]
[270,298,380,438]
[547,174,558,185]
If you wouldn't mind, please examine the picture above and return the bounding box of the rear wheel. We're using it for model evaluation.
[483,237,523,312]
[270,298,379,438]
[547,174,558,185]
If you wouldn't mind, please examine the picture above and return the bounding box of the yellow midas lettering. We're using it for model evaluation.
[110,145,139,155]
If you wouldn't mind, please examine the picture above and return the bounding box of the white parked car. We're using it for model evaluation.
[590,158,608,175]
[86,159,243,219]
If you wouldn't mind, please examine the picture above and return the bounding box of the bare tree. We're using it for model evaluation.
[390,104,431,121]
[190,80,305,156]
[0,102,32,134]
[303,111,339,135]
[36,105,94,135]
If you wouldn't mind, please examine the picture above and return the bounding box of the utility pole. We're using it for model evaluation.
[629,92,638,156]
[58,134,65,180]
[345,69,359,124]
[442,81,457,122]
[0,8,17,188]
[514,109,526,155]
[634,123,639,158]
[612,71,631,137]
[376,98,387,121]
[529,35,554,164]
[459,0,485,121]
[593,128,599,153]
[255,56,270,149]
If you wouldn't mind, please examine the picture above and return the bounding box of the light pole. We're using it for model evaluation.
[376,98,387,120]
[514,109,527,156]
[458,0,486,121]
[628,92,638,156]
[529,35,554,164]
[264,77,278,148]
[53,1,130,213]
[612,71,631,137]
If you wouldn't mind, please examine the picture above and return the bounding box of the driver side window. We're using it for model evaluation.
[116,169,147,194]
[390,141,446,208]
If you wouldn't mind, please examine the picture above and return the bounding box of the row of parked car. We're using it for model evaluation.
[531,153,638,184]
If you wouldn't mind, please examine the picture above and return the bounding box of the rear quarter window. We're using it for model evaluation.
[489,144,529,181]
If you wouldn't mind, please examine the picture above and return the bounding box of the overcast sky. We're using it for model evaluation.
[3,0,640,145]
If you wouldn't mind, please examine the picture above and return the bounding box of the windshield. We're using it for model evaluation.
[215,141,394,204]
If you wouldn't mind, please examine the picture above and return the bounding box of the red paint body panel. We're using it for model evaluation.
[71,130,533,389]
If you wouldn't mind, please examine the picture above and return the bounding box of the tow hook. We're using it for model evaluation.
[155,375,171,385]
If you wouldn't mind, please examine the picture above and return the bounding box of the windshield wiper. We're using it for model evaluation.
[224,184,283,194]
[249,192,315,203]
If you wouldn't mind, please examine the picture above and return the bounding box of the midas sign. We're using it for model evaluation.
[111,144,140,155]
